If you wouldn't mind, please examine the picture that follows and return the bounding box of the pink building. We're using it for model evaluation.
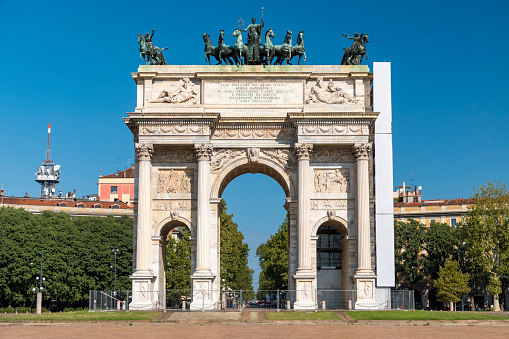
[98,166,134,207]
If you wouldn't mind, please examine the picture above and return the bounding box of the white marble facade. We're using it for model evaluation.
[124,65,391,310]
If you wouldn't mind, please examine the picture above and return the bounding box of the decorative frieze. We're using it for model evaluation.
[212,128,296,139]
[157,169,194,193]
[140,124,209,135]
[153,199,196,210]
[311,147,355,163]
[314,169,350,193]
[210,148,297,174]
[298,124,368,135]
[152,147,195,163]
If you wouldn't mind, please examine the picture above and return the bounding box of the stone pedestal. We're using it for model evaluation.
[293,274,317,310]
[190,276,215,311]
[353,275,378,309]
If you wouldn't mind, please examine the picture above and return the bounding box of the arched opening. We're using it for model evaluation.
[314,219,350,309]
[157,219,193,309]
[216,160,292,307]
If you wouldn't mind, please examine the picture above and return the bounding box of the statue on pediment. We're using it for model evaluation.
[341,32,369,65]
[138,29,167,65]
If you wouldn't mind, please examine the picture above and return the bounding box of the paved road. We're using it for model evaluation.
[1,322,509,339]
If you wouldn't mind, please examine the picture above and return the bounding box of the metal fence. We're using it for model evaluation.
[89,290,130,312]
[89,288,414,312]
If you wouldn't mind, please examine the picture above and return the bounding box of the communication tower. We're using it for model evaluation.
[35,124,60,198]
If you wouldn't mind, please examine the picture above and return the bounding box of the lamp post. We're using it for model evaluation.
[112,249,119,295]
[32,250,45,314]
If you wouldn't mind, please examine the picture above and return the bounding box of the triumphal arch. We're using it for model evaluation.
[124,63,394,310]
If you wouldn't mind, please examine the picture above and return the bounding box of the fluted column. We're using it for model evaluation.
[296,143,313,271]
[134,143,153,275]
[194,143,213,274]
[353,143,373,275]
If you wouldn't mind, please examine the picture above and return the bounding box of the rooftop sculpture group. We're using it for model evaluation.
[137,10,369,66]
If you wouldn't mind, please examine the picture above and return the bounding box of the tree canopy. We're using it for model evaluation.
[434,259,470,306]
[219,200,254,293]
[464,181,509,311]
[256,217,288,291]
[394,219,424,289]
[0,207,132,309]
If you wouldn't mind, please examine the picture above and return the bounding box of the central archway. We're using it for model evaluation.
[210,151,299,301]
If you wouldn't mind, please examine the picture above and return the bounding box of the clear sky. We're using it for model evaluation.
[1,0,508,289]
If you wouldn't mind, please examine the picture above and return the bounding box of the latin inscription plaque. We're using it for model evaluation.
[204,80,303,105]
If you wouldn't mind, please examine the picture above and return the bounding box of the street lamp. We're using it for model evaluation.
[112,249,119,295]
[33,250,45,314]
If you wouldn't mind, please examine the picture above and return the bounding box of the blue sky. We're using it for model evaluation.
[1,0,508,289]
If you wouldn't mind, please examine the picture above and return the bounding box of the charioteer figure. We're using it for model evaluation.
[242,13,264,64]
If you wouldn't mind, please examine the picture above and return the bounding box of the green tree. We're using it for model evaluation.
[465,181,509,311]
[394,219,425,289]
[165,228,191,290]
[434,259,470,311]
[256,217,288,291]
[220,200,254,297]
[0,207,133,309]
[423,221,461,280]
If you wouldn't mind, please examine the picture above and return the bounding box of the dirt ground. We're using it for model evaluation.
[1,321,509,339]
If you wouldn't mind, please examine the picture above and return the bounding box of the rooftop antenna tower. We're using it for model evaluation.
[35,124,61,198]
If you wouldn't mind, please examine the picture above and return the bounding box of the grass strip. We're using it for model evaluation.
[347,310,509,321]
[266,311,340,321]
[0,310,162,322]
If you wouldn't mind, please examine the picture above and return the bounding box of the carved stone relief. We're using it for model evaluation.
[306,78,359,105]
[314,169,350,193]
[157,169,194,193]
[212,128,295,139]
[210,148,297,174]
[210,149,245,173]
[298,124,368,135]
[310,200,353,210]
[262,149,297,173]
[311,147,355,163]
[152,147,195,163]
[247,148,260,162]
[140,124,209,135]
[153,200,196,210]
[150,77,199,104]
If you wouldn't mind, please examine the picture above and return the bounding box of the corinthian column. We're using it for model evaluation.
[295,143,313,272]
[194,143,213,275]
[133,143,153,276]
[353,143,373,275]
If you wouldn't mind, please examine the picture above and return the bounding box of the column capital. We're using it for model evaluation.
[295,143,313,160]
[353,143,372,161]
[135,143,154,161]
[194,143,213,161]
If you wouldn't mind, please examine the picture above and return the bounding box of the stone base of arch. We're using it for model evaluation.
[293,273,318,310]
[189,274,216,311]
[352,275,378,310]
[129,274,157,311]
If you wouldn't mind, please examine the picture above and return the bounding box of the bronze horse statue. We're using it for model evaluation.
[203,33,233,65]
[341,33,369,65]
[137,34,167,65]
[288,31,306,65]
[274,30,293,65]
[232,28,248,66]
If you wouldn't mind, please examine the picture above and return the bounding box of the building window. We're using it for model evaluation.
[58,202,67,207]
[430,219,436,224]
[93,204,102,208]
[110,186,118,194]
[451,218,457,226]
[111,205,120,209]
[76,203,85,208]
[317,226,342,269]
